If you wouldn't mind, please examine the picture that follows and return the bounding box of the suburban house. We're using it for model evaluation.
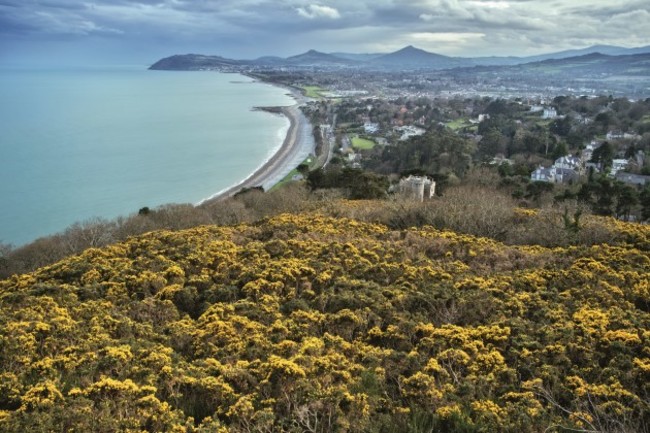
[581,141,601,163]
[531,154,583,183]
[395,125,426,141]
[363,122,379,134]
[615,172,650,187]
[610,159,630,176]
[531,166,554,182]
[554,155,583,173]
[606,130,624,140]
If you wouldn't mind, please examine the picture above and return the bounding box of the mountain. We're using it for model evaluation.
[523,44,650,63]
[369,45,465,69]
[1,212,648,431]
[148,53,244,70]
[515,52,650,76]
[149,44,650,71]
[285,49,357,66]
[253,55,286,66]
[330,52,383,62]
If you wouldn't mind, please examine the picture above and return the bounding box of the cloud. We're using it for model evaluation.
[296,4,341,20]
[1,0,649,63]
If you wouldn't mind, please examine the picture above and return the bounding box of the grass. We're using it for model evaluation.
[351,136,376,150]
[303,86,326,99]
[446,118,470,131]
[270,156,314,191]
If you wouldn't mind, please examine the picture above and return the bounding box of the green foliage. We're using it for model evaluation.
[307,167,389,199]
[372,128,475,178]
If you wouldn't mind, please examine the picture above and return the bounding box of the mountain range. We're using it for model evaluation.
[150,44,650,71]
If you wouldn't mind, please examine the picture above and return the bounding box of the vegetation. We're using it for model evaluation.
[0,210,648,432]
[303,86,326,99]
[351,137,376,150]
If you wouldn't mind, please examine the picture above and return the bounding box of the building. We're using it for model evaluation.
[554,155,582,172]
[581,141,601,163]
[542,108,558,119]
[606,131,624,140]
[610,159,629,176]
[531,164,579,184]
[395,125,426,141]
[531,166,554,182]
[363,122,379,134]
[615,172,650,187]
[399,176,436,202]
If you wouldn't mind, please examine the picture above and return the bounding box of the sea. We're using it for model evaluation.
[0,67,296,246]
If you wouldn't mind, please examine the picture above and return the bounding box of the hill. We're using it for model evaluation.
[149,54,244,70]
[369,45,464,69]
[149,44,650,71]
[1,211,649,432]
[286,49,356,66]
[516,52,650,76]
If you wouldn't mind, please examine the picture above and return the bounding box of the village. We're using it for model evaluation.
[296,89,650,219]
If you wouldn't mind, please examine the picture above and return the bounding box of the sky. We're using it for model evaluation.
[1,0,649,67]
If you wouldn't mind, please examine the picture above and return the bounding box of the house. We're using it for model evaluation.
[554,155,582,172]
[363,122,379,134]
[615,172,650,186]
[581,141,601,163]
[395,125,426,141]
[399,176,435,202]
[531,165,579,184]
[606,130,624,140]
[610,159,629,176]
[554,168,580,183]
[531,166,554,183]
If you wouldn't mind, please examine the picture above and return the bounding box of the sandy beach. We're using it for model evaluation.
[200,92,314,204]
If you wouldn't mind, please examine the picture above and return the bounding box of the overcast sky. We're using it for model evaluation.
[1,0,649,67]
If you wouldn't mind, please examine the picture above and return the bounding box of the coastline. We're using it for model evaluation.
[199,85,314,204]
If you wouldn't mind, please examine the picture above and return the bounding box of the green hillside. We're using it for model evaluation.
[0,212,649,432]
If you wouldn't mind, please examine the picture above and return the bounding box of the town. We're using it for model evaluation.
[289,80,650,221]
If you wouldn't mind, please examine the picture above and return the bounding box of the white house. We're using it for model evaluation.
[610,159,629,176]
[364,122,379,134]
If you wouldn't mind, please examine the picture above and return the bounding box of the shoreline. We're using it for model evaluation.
[198,84,313,204]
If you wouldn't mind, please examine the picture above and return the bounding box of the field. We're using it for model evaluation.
[351,136,376,149]
[302,85,326,99]
[446,118,470,131]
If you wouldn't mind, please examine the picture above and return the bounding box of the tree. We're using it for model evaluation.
[551,141,568,160]
[478,128,507,159]
[639,185,650,221]
[590,142,614,170]
[550,116,572,137]
[614,183,638,220]
[525,181,554,204]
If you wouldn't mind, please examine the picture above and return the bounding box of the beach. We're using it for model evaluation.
[200,91,314,204]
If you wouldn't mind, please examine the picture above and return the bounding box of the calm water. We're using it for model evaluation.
[0,68,294,246]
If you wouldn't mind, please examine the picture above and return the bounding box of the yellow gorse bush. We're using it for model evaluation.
[0,213,648,432]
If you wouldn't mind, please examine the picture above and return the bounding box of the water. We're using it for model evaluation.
[0,68,295,246]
